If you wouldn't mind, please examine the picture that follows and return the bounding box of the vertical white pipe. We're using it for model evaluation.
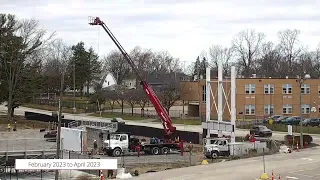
[218,63,223,137]
[231,66,236,143]
[206,67,211,137]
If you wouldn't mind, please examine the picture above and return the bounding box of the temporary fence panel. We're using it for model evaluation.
[61,127,84,152]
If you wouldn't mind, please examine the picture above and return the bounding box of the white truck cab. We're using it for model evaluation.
[203,138,231,159]
[103,133,129,156]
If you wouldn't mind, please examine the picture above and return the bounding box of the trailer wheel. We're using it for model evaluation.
[112,148,122,157]
[151,147,160,155]
[161,147,169,154]
[210,151,219,159]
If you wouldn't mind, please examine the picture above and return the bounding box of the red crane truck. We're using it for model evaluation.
[88,17,184,156]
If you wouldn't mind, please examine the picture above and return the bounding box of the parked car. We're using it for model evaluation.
[283,116,303,125]
[44,130,57,141]
[249,125,272,137]
[302,118,312,126]
[263,115,281,124]
[309,118,320,127]
[276,116,289,124]
[111,117,125,124]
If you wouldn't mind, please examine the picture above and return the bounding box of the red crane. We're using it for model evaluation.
[88,17,176,138]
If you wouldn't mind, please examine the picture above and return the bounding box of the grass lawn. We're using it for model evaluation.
[22,104,85,114]
[91,112,148,120]
[172,118,201,125]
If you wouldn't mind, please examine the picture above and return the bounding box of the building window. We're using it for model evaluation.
[245,84,256,94]
[283,104,292,114]
[264,84,274,94]
[264,105,274,115]
[300,84,310,94]
[245,105,255,115]
[301,104,310,114]
[282,84,292,94]
[202,85,206,103]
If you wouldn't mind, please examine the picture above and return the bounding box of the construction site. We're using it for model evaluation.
[1,15,320,180]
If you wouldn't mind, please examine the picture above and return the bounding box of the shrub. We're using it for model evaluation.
[284,134,313,145]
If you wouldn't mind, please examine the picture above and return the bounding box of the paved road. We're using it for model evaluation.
[130,146,320,180]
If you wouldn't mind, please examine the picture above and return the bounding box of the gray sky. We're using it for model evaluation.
[1,0,320,65]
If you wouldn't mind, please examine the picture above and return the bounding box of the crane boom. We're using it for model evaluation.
[88,17,176,136]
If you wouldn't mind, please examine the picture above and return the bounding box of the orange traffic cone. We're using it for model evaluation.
[100,170,104,180]
[271,170,274,180]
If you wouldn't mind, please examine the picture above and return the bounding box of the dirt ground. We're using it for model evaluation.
[0,115,49,131]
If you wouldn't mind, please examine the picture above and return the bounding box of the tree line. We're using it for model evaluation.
[0,14,185,119]
[189,29,320,78]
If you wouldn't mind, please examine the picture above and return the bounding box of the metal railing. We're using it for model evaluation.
[0,138,56,152]
[67,120,118,132]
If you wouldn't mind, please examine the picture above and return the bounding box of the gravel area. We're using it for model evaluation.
[0,129,56,151]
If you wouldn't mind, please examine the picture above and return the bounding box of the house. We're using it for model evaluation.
[122,78,137,89]
[83,71,117,94]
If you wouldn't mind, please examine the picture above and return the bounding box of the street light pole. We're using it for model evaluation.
[297,74,310,149]
[298,79,303,149]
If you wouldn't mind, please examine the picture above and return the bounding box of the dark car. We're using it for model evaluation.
[302,118,312,126]
[111,117,125,124]
[309,118,320,127]
[275,116,289,124]
[263,115,281,124]
[283,116,303,125]
[44,130,57,141]
[249,125,272,137]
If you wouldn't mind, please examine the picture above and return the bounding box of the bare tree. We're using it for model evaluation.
[103,50,131,85]
[255,42,282,77]
[104,90,118,113]
[312,44,320,77]
[277,29,303,76]
[232,29,265,77]
[124,89,137,116]
[130,46,153,75]
[134,89,149,117]
[151,51,181,73]
[209,45,233,76]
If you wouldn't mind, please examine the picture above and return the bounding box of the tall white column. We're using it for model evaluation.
[206,67,211,137]
[230,66,236,143]
[218,63,223,137]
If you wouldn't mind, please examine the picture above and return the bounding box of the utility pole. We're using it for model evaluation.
[73,59,76,119]
[55,71,65,180]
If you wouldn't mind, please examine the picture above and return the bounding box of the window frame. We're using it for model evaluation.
[245,104,255,115]
[245,84,256,94]
[264,104,274,115]
[282,84,292,94]
[301,84,310,94]
[301,104,310,114]
[283,104,293,114]
[264,84,274,94]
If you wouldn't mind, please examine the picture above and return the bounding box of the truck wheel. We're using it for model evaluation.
[151,147,160,155]
[211,151,219,159]
[112,148,122,157]
[161,147,169,154]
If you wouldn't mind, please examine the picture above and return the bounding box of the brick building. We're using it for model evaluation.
[180,78,320,120]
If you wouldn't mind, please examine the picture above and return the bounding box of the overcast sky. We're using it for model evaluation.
[1,0,320,67]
